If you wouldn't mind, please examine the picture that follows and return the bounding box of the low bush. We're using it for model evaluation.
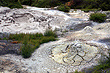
[44,30,57,38]
[89,13,106,23]
[92,53,110,72]
[57,4,70,12]
[7,30,57,58]
[74,70,83,73]
[40,36,56,44]
[21,40,32,58]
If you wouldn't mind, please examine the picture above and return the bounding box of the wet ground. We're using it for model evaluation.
[99,38,110,47]
[0,40,21,55]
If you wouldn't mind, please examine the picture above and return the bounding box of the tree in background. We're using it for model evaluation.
[65,0,74,7]
[0,0,110,11]
[0,0,23,8]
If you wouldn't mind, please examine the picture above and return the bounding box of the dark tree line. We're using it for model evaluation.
[0,0,110,10]
[0,0,23,8]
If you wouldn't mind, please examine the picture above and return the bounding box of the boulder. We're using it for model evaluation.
[66,21,93,31]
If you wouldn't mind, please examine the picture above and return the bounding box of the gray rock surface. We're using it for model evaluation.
[0,8,62,34]
[51,41,108,66]
[0,6,110,73]
[0,7,90,34]
[0,39,109,73]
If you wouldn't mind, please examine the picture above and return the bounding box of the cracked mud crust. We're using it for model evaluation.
[50,41,109,66]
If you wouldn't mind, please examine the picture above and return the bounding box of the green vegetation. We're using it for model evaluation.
[89,13,107,23]
[19,0,110,11]
[71,0,110,11]
[70,53,110,73]
[21,39,32,58]
[44,30,57,37]
[1,30,57,58]
[0,0,23,9]
[92,55,110,73]
[74,70,83,73]
[57,4,70,12]
[0,0,110,11]
[31,0,61,8]
[81,9,101,12]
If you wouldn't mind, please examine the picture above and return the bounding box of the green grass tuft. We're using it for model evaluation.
[57,4,70,12]
[7,30,57,58]
[89,13,107,23]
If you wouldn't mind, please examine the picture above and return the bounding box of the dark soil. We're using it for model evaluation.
[0,40,22,55]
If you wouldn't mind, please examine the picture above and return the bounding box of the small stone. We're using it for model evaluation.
[32,59,36,61]
[47,71,49,73]
[22,66,26,68]
[25,63,28,65]
[77,48,83,52]
[57,67,60,70]
[76,44,82,48]
[28,67,32,70]
[49,55,52,58]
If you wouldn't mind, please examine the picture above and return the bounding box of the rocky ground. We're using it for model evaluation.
[0,6,110,73]
[0,40,21,55]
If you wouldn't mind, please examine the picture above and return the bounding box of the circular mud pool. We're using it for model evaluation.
[50,41,109,66]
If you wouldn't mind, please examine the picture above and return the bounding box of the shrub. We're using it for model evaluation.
[7,30,57,58]
[40,36,56,44]
[89,13,106,23]
[21,40,32,58]
[35,43,40,48]
[85,52,110,73]
[74,70,83,73]
[57,4,70,12]
[44,30,57,38]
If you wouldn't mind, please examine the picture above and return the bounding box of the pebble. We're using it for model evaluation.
[32,59,36,61]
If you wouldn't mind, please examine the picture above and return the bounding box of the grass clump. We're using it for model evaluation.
[21,39,32,58]
[7,30,57,58]
[44,30,57,38]
[57,4,70,12]
[89,13,106,23]
[74,70,83,73]
[40,36,56,44]
[92,55,110,73]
